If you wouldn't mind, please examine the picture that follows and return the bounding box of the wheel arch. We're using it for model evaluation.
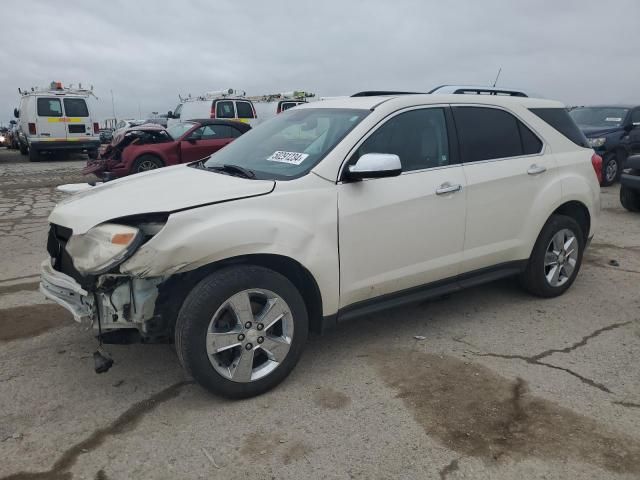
[157,253,324,336]
[551,200,591,242]
[132,152,165,168]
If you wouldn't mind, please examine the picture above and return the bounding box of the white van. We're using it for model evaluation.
[167,89,257,128]
[15,82,100,162]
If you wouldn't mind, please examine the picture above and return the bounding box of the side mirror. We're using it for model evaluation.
[345,153,402,180]
[167,111,173,119]
[13,108,19,118]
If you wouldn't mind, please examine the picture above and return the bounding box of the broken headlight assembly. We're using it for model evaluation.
[65,223,143,274]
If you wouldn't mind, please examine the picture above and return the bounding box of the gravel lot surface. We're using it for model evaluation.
[1,147,639,479]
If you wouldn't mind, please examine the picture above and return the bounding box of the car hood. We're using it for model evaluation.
[580,126,622,137]
[49,164,275,233]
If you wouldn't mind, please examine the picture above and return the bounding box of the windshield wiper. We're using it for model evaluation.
[208,164,256,179]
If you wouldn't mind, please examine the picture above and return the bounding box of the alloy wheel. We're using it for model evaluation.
[206,289,294,383]
[605,157,618,183]
[544,228,578,287]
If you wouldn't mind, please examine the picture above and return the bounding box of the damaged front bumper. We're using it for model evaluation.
[40,259,95,325]
[40,259,168,341]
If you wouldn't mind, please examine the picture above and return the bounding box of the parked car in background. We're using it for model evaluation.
[620,154,640,212]
[569,105,640,186]
[0,127,8,147]
[46,94,599,398]
[113,119,145,134]
[15,81,100,161]
[99,128,113,144]
[167,89,257,127]
[83,119,250,179]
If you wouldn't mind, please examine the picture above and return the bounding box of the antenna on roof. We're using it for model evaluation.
[492,67,502,87]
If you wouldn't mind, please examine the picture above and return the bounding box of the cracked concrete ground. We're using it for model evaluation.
[1,146,639,479]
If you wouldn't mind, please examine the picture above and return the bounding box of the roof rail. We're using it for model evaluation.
[428,85,528,97]
[351,91,424,97]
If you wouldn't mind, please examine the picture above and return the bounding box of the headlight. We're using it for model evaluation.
[588,137,606,148]
[66,223,142,274]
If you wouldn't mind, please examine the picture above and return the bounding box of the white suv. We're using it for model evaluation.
[41,94,601,398]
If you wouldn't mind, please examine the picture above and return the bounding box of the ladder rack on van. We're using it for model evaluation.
[177,89,315,103]
[18,81,96,98]
[245,91,316,103]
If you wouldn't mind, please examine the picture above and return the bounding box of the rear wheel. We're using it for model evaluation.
[519,215,584,297]
[620,185,640,212]
[175,265,308,398]
[131,155,163,174]
[28,148,41,162]
[601,153,619,186]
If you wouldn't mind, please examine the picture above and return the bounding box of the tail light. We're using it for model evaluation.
[210,101,216,119]
[251,103,256,119]
[28,123,36,135]
[93,123,99,134]
[277,102,282,114]
[591,153,603,184]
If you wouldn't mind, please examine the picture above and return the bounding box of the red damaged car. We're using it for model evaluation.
[83,119,251,179]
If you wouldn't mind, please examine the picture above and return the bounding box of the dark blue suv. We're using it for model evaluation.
[569,105,640,186]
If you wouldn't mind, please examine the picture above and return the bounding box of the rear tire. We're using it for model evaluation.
[28,148,41,162]
[620,185,640,212]
[175,265,308,399]
[519,215,584,298]
[601,153,619,186]
[131,155,163,174]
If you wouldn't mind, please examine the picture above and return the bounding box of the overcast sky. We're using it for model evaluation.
[1,0,638,124]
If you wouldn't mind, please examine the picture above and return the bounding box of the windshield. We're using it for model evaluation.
[166,121,195,139]
[202,108,368,179]
[569,107,629,128]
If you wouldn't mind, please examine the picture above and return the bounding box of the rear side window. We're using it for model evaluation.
[235,101,255,119]
[63,98,89,117]
[37,98,62,117]
[454,107,539,162]
[530,108,589,148]
[199,124,234,139]
[215,100,235,118]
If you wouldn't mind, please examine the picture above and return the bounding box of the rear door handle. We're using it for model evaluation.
[527,164,547,175]
[436,182,462,195]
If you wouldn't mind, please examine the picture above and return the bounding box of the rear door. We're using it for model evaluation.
[234,100,256,126]
[453,105,560,273]
[628,108,640,156]
[35,97,66,140]
[63,97,93,141]
[180,124,234,162]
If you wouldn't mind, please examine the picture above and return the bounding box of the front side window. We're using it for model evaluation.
[37,98,62,117]
[167,122,195,140]
[355,108,450,171]
[173,103,183,119]
[453,107,541,162]
[216,101,235,118]
[235,101,254,119]
[202,108,369,179]
[200,125,233,139]
[63,98,89,117]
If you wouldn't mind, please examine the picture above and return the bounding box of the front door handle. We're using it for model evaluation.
[527,164,547,175]
[436,182,462,195]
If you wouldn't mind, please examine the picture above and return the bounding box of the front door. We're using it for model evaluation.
[180,124,234,162]
[628,109,640,157]
[35,97,66,141]
[338,106,467,307]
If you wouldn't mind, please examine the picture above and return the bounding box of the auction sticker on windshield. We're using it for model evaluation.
[267,151,309,165]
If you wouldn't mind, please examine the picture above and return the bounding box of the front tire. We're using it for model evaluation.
[87,149,99,160]
[601,153,620,186]
[28,147,41,162]
[519,215,584,298]
[620,185,640,212]
[175,266,309,399]
[19,144,28,155]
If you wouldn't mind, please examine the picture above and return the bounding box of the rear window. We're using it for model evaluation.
[530,108,589,148]
[235,101,255,119]
[281,102,302,111]
[63,98,89,117]
[215,100,235,118]
[37,98,62,117]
